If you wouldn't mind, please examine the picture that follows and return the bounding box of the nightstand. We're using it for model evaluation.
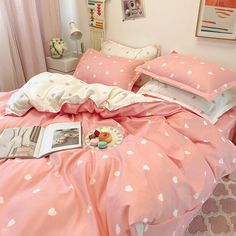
[46,54,82,75]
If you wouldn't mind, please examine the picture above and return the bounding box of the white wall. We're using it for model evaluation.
[59,0,90,54]
[60,0,236,71]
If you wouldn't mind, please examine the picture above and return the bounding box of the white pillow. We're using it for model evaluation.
[101,39,161,61]
[101,39,161,87]
[138,79,236,124]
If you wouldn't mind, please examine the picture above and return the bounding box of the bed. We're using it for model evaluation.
[183,108,236,236]
[215,108,236,140]
[0,45,236,236]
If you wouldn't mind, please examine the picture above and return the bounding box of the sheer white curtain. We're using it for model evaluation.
[0,1,26,91]
[0,0,61,92]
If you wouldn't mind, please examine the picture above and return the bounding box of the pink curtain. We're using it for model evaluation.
[0,0,61,92]
[0,1,26,91]
[37,0,62,56]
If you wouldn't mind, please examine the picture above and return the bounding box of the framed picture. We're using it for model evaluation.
[196,0,236,40]
[121,0,145,21]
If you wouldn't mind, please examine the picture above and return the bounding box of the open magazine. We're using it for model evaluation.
[0,122,82,159]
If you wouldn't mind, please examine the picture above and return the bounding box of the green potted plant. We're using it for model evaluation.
[49,38,66,59]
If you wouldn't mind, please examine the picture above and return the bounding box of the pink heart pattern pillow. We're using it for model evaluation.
[73,48,144,90]
[136,52,236,101]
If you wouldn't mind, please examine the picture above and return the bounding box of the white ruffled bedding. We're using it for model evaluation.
[6,72,161,116]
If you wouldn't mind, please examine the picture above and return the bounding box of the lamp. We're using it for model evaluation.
[69,21,83,57]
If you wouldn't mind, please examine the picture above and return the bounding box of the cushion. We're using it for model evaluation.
[136,52,236,101]
[73,48,144,90]
[138,79,236,124]
[101,39,161,61]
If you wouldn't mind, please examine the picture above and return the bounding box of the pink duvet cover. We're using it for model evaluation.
[0,74,236,236]
[215,108,236,140]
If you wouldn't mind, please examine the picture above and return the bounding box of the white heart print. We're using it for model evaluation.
[158,193,164,202]
[143,165,150,171]
[184,150,191,155]
[114,171,120,177]
[172,176,178,184]
[194,193,200,199]
[32,189,41,194]
[173,209,178,217]
[48,208,57,217]
[7,219,15,227]
[219,159,224,164]
[0,196,4,204]
[140,139,147,145]
[125,185,133,192]
[90,178,96,185]
[126,150,134,155]
[184,123,189,129]
[24,174,32,181]
[77,160,83,166]
[102,155,109,159]
[115,224,121,234]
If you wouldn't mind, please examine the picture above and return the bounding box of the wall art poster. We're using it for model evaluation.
[196,0,236,40]
[88,0,105,30]
[87,0,106,50]
[121,0,145,21]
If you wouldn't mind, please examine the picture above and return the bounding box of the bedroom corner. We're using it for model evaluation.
[0,1,236,236]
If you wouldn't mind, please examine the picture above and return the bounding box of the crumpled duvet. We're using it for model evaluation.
[0,73,236,236]
[6,72,160,116]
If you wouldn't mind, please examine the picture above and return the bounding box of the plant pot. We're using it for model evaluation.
[51,53,63,59]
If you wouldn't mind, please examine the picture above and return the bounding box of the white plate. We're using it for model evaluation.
[85,126,123,150]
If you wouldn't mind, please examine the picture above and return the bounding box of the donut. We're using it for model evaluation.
[100,127,109,133]
[99,132,112,143]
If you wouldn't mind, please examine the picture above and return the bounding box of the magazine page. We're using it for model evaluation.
[38,122,82,158]
[0,126,44,159]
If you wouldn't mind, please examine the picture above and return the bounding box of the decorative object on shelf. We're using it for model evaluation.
[196,0,236,41]
[87,0,106,50]
[69,21,84,56]
[49,38,66,59]
[121,0,145,21]
[85,126,123,150]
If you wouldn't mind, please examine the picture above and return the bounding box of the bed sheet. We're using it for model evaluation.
[214,108,236,141]
[0,73,236,236]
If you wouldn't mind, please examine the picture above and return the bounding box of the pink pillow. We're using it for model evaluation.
[136,52,236,101]
[73,48,144,90]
